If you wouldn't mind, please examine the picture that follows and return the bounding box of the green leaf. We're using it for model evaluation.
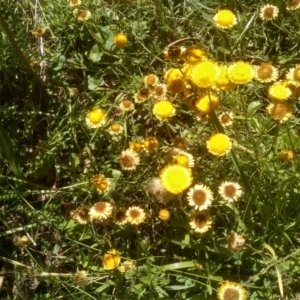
[86,44,103,62]
[162,261,196,270]
[87,75,104,90]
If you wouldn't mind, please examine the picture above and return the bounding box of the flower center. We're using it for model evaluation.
[193,190,207,205]
[140,88,151,98]
[94,202,106,212]
[79,208,89,218]
[129,210,140,219]
[224,185,236,198]
[263,7,274,18]
[145,75,157,86]
[116,210,126,220]
[121,155,134,167]
[257,65,272,79]
[89,110,104,124]
[221,114,230,124]
[223,287,239,300]
[111,124,121,132]
[155,85,165,96]
[195,214,207,227]
[122,100,132,108]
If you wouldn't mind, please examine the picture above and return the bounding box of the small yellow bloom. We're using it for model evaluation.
[158,209,171,221]
[195,94,219,114]
[85,108,107,128]
[183,46,207,64]
[73,8,92,21]
[108,123,123,135]
[163,45,185,62]
[144,74,159,88]
[153,100,175,121]
[279,149,294,161]
[217,281,248,300]
[119,99,135,112]
[228,61,254,85]
[190,61,220,88]
[114,33,128,48]
[102,249,121,270]
[268,82,292,102]
[143,137,159,153]
[129,141,143,153]
[31,27,46,37]
[126,206,146,225]
[259,5,279,20]
[92,174,111,193]
[213,10,237,29]
[69,0,82,6]
[206,133,232,156]
[255,63,278,83]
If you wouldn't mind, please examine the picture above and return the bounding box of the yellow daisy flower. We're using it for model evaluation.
[189,211,212,233]
[163,45,185,62]
[160,165,193,194]
[108,123,124,135]
[14,236,31,248]
[206,133,232,156]
[218,112,234,126]
[126,206,146,225]
[120,149,140,170]
[266,102,293,122]
[268,81,292,102]
[213,65,235,91]
[187,184,213,211]
[85,108,107,128]
[134,88,152,103]
[143,137,159,153]
[183,46,207,64]
[129,141,143,153]
[217,281,248,300]
[102,249,121,270]
[190,61,221,88]
[218,181,243,202]
[228,233,246,252]
[73,8,92,21]
[173,151,195,168]
[195,94,220,114]
[279,149,294,161]
[158,209,171,221]
[119,99,135,112]
[113,33,128,48]
[213,10,237,29]
[286,64,300,86]
[144,74,159,88]
[73,207,90,224]
[255,63,278,82]
[259,4,279,20]
[92,174,111,193]
[69,0,82,6]
[286,0,300,10]
[153,100,175,121]
[153,84,167,99]
[228,61,254,85]
[89,202,113,221]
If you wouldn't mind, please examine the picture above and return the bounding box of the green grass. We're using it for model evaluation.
[0,0,300,299]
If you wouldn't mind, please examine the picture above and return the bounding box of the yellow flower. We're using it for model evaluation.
[279,149,294,161]
[119,99,135,112]
[126,206,146,225]
[158,209,171,221]
[213,66,235,91]
[213,10,237,29]
[286,64,300,86]
[14,236,31,248]
[73,207,90,224]
[85,108,107,128]
[120,149,140,170]
[153,100,175,121]
[218,112,234,126]
[102,249,121,270]
[189,211,212,233]
[286,0,300,10]
[183,46,207,64]
[153,84,167,99]
[268,82,292,102]
[108,123,124,135]
[266,102,293,122]
[173,151,195,168]
[113,33,128,48]
[164,68,186,94]
[259,5,279,20]
[228,61,254,84]
[143,137,159,153]
[69,0,82,6]
[163,45,185,62]
[190,61,220,88]
[255,63,278,83]
[206,133,232,156]
[218,181,243,202]
[129,141,143,153]
[160,165,193,194]
[217,281,248,300]
[118,260,135,273]
[144,74,159,88]
[134,88,152,103]
[31,27,46,37]
[187,184,213,211]
[92,174,111,193]
[89,202,113,221]
[73,8,92,21]
[228,233,246,252]
[113,208,127,225]
[195,94,220,114]
[74,270,88,286]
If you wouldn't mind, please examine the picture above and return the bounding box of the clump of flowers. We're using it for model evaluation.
[126,206,146,225]
[153,100,175,121]
[113,33,128,48]
[217,281,248,300]
[218,182,243,202]
[160,165,193,194]
[189,211,212,233]
[85,108,107,128]
[259,4,279,20]
[206,133,232,156]
[102,249,121,270]
[187,184,213,211]
[213,9,237,29]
